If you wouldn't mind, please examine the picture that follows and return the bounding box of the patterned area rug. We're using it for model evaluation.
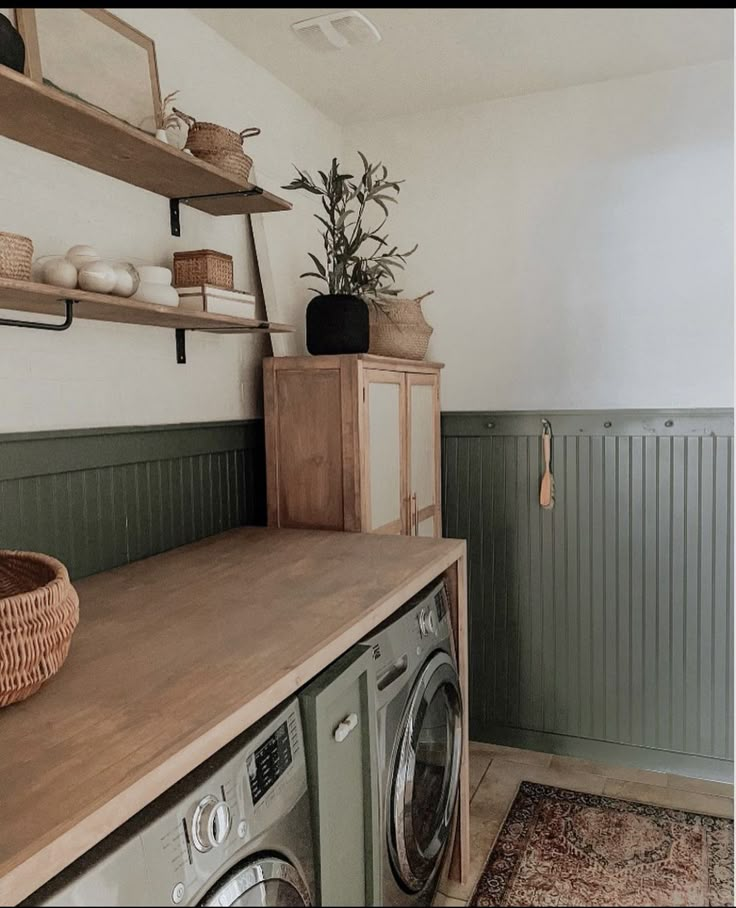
[471,782,733,907]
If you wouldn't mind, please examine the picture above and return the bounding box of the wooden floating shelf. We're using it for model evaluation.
[0,278,294,334]
[0,66,292,217]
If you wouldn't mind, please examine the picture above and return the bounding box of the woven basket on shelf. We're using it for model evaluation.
[194,150,254,183]
[368,292,434,361]
[0,231,33,281]
[173,250,234,290]
[0,550,79,707]
[174,108,259,182]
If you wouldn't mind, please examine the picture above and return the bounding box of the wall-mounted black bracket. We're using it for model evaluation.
[0,299,75,332]
[169,187,264,237]
[175,328,187,364]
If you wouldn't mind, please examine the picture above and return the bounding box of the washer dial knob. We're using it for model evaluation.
[192,795,231,852]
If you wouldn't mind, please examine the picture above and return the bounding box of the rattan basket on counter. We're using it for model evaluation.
[173,250,234,289]
[0,231,33,281]
[368,291,434,361]
[0,551,79,707]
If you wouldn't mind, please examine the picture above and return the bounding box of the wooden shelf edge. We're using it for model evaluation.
[0,278,294,333]
[0,66,292,216]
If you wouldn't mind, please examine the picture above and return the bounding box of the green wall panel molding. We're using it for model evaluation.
[443,409,734,777]
[0,420,266,579]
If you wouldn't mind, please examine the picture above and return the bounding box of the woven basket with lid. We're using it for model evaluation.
[0,551,79,707]
[368,292,434,361]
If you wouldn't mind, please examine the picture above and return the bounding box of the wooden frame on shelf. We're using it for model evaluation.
[15,7,163,133]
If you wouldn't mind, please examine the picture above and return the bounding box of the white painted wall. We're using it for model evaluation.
[345,62,734,410]
[0,8,341,431]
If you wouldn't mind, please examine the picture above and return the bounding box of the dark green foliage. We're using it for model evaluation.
[283,153,417,298]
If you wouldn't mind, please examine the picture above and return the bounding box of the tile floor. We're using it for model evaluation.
[435,743,734,906]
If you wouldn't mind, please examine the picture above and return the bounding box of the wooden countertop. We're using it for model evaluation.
[0,527,465,905]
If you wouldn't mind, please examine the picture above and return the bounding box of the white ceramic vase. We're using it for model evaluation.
[134,266,179,307]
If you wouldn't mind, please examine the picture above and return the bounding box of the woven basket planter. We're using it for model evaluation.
[0,551,79,707]
[0,231,33,281]
[368,292,434,361]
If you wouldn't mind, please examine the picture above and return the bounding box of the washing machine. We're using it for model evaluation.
[363,578,463,907]
[25,699,315,907]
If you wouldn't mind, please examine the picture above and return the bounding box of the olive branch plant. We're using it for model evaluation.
[282,152,417,303]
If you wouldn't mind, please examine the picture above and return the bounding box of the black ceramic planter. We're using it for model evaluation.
[306,293,370,356]
[0,14,25,73]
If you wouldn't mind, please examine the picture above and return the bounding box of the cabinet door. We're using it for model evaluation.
[299,646,380,907]
[407,373,441,537]
[362,370,407,534]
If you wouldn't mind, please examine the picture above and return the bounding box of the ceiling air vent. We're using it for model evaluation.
[291,10,381,52]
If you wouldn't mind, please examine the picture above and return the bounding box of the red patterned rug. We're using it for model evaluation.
[471,781,733,907]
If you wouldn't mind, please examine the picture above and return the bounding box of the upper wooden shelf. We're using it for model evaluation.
[0,277,294,334]
[0,66,292,217]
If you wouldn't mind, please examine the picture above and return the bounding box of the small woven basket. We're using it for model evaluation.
[173,250,234,290]
[174,109,259,182]
[368,292,434,361]
[194,150,254,183]
[0,231,33,281]
[0,550,79,707]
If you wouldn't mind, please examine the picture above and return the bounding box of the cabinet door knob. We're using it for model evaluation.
[334,713,359,742]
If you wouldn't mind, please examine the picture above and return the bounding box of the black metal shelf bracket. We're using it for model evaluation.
[175,328,187,364]
[169,187,264,237]
[0,299,75,332]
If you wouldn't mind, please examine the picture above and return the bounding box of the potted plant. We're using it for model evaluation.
[283,153,416,355]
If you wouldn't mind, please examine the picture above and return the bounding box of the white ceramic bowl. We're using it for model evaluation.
[134,282,179,307]
[135,265,172,286]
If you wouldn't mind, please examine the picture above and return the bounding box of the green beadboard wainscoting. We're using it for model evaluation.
[442,410,734,781]
[0,420,266,579]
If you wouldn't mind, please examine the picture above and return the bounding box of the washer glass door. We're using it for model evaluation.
[391,651,462,893]
[199,857,310,907]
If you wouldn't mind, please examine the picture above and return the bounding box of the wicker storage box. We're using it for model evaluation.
[0,550,79,707]
[173,250,234,290]
[368,292,434,361]
[0,231,33,281]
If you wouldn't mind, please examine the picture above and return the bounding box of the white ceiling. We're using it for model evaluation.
[192,8,733,125]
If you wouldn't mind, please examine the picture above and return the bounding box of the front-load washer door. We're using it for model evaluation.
[199,856,311,907]
[390,650,462,893]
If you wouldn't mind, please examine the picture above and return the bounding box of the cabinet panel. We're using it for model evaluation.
[273,368,344,529]
[408,373,441,537]
[299,645,380,907]
[364,371,406,534]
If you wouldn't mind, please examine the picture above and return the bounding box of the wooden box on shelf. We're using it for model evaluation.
[263,354,443,537]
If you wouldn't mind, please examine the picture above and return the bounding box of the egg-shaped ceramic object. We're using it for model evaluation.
[111,264,139,298]
[41,256,78,289]
[66,244,100,270]
[78,260,116,294]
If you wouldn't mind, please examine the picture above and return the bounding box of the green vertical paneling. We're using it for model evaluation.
[0,421,266,579]
[442,410,734,776]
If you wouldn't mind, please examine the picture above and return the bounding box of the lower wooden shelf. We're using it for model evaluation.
[0,277,294,334]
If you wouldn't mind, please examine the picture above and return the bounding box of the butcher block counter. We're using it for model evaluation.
[0,527,468,905]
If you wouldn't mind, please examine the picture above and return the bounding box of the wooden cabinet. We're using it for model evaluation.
[264,354,443,536]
